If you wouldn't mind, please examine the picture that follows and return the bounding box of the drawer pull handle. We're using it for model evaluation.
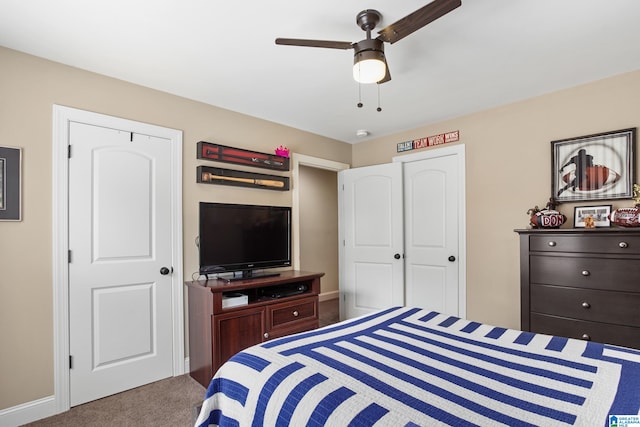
[581,270,590,276]
[547,241,557,247]
[581,302,591,309]
[581,334,591,341]
[619,241,629,249]
[292,310,299,317]
[263,332,269,339]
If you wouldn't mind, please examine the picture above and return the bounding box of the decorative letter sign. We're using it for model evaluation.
[397,130,459,153]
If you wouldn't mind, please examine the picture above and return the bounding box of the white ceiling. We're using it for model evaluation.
[2,1,640,144]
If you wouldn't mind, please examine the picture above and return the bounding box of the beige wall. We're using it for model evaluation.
[3,43,640,414]
[298,166,339,295]
[0,46,351,410]
[353,69,640,329]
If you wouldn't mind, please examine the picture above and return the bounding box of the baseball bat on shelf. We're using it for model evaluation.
[201,172,285,188]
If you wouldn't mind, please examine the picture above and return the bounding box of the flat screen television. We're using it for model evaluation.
[198,202,291,280]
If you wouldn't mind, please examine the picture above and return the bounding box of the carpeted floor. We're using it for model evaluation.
[22,374,205,427]
[23,298,339,426]
[319,297,340,327]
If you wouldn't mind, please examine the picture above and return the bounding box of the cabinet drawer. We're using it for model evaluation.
[530,313,640,349]
[269,297,317,329]
[530,234,640,254]
[530,255,640,291]
[531,284,640,327]
[267,321,317,341]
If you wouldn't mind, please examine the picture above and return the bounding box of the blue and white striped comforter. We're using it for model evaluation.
[195,306,640,426]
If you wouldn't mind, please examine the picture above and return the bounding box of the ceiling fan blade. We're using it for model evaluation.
[377,0,461,44]
[275,38,354,50]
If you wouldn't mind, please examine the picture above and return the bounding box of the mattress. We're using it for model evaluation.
[195,306,640,426]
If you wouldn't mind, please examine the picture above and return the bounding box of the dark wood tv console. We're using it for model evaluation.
[187,270,323,387]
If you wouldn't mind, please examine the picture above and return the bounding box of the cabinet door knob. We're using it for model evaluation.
[581,334,591,341]
[581,302,591,309]
[581,270,590,276]
[292,310,299,317]
[619,241,629,248]
[263,332,269,339]
[548,241,557,247]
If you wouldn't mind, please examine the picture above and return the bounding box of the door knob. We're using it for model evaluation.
[448,256,456,262]
[394,253,401,259]
[160,266,172,275]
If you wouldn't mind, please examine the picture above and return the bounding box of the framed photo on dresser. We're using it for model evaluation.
[574,205,611,228]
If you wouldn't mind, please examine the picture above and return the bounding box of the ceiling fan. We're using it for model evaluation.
[275,0,462,85]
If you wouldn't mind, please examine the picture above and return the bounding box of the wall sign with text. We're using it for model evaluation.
[397,130,460,153]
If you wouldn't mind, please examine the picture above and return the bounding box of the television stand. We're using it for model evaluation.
[186,270,323,387]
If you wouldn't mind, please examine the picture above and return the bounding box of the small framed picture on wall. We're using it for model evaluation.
[0,145,22,221]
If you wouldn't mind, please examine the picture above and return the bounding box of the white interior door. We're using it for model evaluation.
[339,163,404,320]
[68,121,174,406]
[402,154,460,315]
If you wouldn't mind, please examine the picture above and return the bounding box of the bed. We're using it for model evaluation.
[195,306,640,426]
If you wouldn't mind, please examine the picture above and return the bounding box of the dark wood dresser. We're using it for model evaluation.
[516,228,640,349]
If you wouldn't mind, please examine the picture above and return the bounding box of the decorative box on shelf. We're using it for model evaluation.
[221,293,248,309]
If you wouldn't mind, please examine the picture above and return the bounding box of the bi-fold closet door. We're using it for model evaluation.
[339,145,464,321]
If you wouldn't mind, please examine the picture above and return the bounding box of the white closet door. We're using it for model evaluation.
[403,153,460,315]
[69,122,174,406]
[339,163,404,320]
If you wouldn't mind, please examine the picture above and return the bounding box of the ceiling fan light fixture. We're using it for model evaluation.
[353,57,386,84]
[353,39,386,84]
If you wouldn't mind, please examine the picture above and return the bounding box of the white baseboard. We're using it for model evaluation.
[1,358,194,427]
[0,395,58,427]
[319,290,339,302]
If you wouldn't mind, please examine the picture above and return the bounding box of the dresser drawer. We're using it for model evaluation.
[530,254,640,291]
[530,313,640,349]
[530,284,640,327]
[530,234,640,254]
[268,297,317,329]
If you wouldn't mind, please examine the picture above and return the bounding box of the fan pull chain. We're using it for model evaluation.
[356,83,383,111]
